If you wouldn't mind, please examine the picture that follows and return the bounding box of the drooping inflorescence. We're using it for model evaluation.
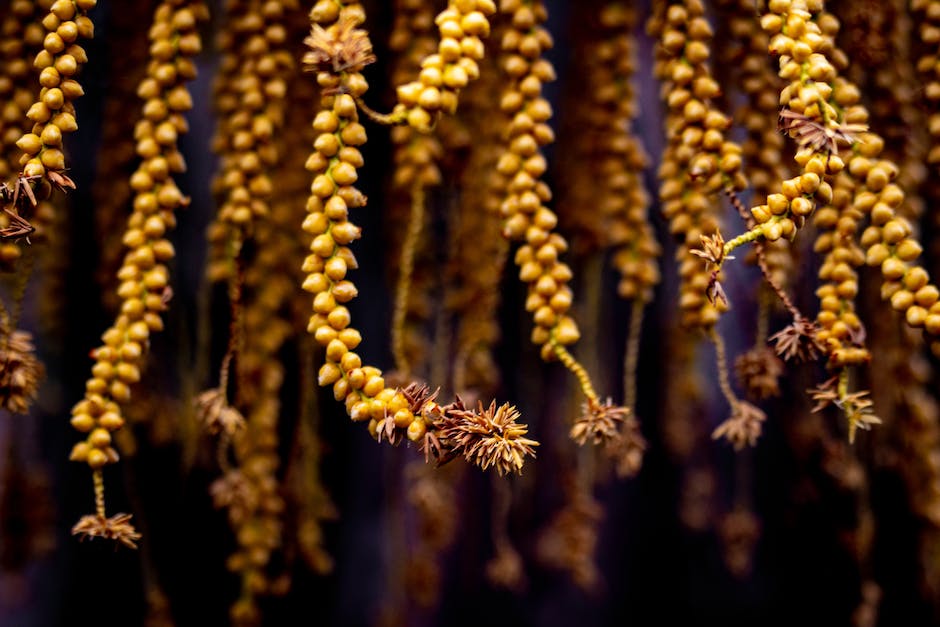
[69,0,207,544]
[0,2,935,623]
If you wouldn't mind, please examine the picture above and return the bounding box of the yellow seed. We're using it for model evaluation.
[895,239,922,261]
[326,339,348,362]
[891,289,914,311]
[70,413,95,432]
[86,448,107,469]
[15,133,42,154]
[881,257,907,280]
[318,363,342,386]
[906,306,928,328]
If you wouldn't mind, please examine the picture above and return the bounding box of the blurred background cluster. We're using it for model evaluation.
[0,0,939,625]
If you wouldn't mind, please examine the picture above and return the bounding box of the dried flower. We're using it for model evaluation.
[735,347,784,400]
[809,376,840,413]
[400,382,439,414]
[809,377,882,443]
[705,270,729,307]
[195,388,245,436]
[0,327,44,414]
[439,400,538,476]
[770,317,824,362]
[570,398,628,446]
[712,401,766,450]
[72,513,142,549]
[778,109,867,157]
[303,14,376,75]
[691,232,732,269]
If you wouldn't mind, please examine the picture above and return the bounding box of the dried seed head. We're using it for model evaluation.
[439,400,538,475]
[303,15,376,75]
[570,398,629,447]
[72,512,141,549]
[0,326,44,414]
[735,347,784,400]
[712,401,766,450]
[769,316,824,362]
[194,387,246,436]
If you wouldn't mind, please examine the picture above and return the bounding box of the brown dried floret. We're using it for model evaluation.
[712,401,766,450]
[72,513,142,549]
[399,381,439,414]
[778,109,867,156]
[439,400,538,476]
[303,14,376,75]
[691,232,732,269]
[194,388,245,436]
[570,398,628,446]
[811,377,882,443]
[735,346,784,400]
[0,327,44,414]
[770,316,824,362]
[809,376,840,413]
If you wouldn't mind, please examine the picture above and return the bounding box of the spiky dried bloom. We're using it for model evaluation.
[770,317,824,363]
[303,13,375,76]
[778,109,868,157]
[809,376,882,443]
[691,232,732,269]
[735,347,783,400]
[0,326,44,413]
[72,513,142,549]
[712,401,766,450]
[570,398,628,447]
[439,400,537,476]
[195,387,246,436]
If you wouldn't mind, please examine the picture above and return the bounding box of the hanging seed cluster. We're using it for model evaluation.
[0,0,52,268]
[651,0,744,329]
[739,1,842,247]
[91,1,156,310]
[0,0,46,181]
[716,0,795,292]
[14,0,96,179]
[208,0,298,284]
[303,2,430,444]
[598,4,660,304]
[393,0,496,131]
[913,0,940,171]
[813,170,869,367]
[760,2,940,358]
[69,0,206,473]
[497,0,582,363]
